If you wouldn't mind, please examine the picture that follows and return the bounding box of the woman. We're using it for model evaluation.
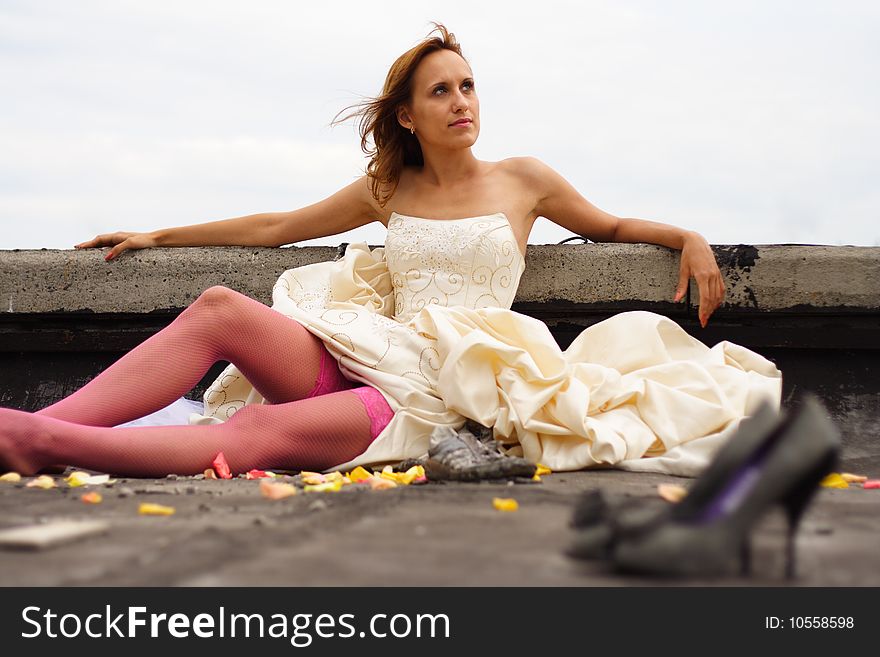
[0,24,780,478]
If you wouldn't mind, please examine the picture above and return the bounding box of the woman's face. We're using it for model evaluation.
[400,49,480,151]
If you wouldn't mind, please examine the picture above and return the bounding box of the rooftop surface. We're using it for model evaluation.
[1,465,878,587]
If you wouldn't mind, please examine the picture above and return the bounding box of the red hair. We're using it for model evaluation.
[334,23,467,207]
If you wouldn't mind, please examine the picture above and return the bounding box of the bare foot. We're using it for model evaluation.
[0,408,52,475]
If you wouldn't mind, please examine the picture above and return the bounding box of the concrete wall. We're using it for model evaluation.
[2,243,879,313]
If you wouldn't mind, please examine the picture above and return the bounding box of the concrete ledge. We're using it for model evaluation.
[2,244,879,314]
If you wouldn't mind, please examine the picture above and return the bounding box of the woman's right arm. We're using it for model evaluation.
[77,176,379,260]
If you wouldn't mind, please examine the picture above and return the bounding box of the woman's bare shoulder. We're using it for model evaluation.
[495,156,554,183]
[492,157,559,200]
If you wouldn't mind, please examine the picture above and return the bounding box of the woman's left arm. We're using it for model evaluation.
[520,157,725,328]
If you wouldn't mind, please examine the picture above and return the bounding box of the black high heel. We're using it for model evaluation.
[567,400,784,561]
[779,449,838,579]
[610,395,839,578]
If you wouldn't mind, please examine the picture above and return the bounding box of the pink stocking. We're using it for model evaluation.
[1,387,393,476]
[36,286,353,427]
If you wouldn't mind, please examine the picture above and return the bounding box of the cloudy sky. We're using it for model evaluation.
[1,0,877,250]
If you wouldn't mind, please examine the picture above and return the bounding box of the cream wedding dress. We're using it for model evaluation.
[185,211,781,476]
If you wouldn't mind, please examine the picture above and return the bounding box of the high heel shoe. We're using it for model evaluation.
[610,394,840,578]
[567,400,784,561]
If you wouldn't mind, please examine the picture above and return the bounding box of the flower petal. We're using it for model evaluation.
[300,472,326,485]
[367,477,397,490]
[85,474,114,485]
[493,497,518,512]
[260,480,297,500]
[139,503,175,516]
[820,473,849,489]
[303,480,343,493]
[658,483,688,503]
[68,472,114,487]
[66,471,92,487]
[26,475,56,489]
[211,452,232,480]
[347,466,373,483]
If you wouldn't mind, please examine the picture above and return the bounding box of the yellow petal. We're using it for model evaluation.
[259,480,297,500]
[303,480,343,493]
[841,473,868,484]
[0,472,22,483]
[26,475,56,489]
[820,473,849,489]
[379,469,417,485]
[380,470,418,485]
[80,492,103,504]
[347,466,373,483]
[66,471,92,487]
[658,483,688,503]
[492,497,519,512]
[68,472,114,487]
[139,503,175,516]
[535,464,552,476]
[323,471,345,482]
[399,465,425,484]
[382,465,394,475]
[532,474,542,482]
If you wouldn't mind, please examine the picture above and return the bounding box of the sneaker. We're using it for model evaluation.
[423,422,537,481]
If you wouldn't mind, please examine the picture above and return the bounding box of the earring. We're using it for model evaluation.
[410,126,415,135]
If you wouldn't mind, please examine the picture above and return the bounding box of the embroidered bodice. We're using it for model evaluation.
[384,211,526,323]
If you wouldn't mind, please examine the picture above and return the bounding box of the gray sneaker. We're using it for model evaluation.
[424,421,537,481]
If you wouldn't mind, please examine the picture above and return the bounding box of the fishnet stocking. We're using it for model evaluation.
[2,388,385,476]
[37,286,353,427]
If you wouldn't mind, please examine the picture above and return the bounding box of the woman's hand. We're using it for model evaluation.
[74,232,159,261]
[674,232,726,327]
